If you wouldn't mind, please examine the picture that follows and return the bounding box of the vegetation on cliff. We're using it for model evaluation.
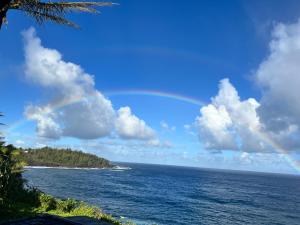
[19,146,113,168]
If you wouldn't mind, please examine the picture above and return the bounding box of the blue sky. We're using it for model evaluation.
[2,0,300,174]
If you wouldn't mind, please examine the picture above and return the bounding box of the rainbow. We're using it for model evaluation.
[254,130,300,174]
[103,89,205,106]
[6,89,300,174]
[7,90,204,132]
[104,90,300,174]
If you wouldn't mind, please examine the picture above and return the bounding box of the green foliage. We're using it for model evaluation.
[0,187,41,219]
[0,118,40,217]
[56,198,78,213]
[101,214,122,225]
[70,202,103,218]
[0,144,26,206]
[39,193,57,211]
[19,147,112,168]
[0,191,135,225]
[43,196,134,225]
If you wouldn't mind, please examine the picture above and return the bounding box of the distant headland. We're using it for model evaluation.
[17,146,113,169]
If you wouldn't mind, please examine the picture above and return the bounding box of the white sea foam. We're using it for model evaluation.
[111,166,132,171]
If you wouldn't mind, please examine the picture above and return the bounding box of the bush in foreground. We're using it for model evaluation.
[36,193,135,225]
[0,192,135,225]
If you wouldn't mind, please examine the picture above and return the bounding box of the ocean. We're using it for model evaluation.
[24,163,300,225]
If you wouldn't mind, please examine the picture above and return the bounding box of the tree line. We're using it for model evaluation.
[17,146,113,168]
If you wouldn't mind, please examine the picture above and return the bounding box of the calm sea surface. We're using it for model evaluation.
[24,163,300,225]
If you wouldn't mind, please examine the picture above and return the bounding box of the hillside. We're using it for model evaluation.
[20,147,112,168]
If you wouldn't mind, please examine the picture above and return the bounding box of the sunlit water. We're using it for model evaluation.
[24,163,300,225]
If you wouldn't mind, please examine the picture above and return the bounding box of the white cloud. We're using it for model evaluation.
[183,124,197,136]
[196,19,300,153]
[234,152,288,171]
[193,150,294,173]
[23,27,115,139]
[22,27,157,142]
[23,28,94,96]
[15,140,25,148]
[160,121,176,131]
[196,79,263,152]
[115,107,155,140]
[197,101,235,150]
[160,121,168,129]
[255,20,300,150]
[145,139,173,148]
[25,105,62,139]
[183,124,191,130]
[61,92,115,139]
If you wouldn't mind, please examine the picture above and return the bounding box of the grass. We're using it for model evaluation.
[0,193,135,225]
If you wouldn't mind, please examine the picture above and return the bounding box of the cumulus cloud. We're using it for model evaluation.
[23,27,115,139]
[25,105,62,139]
[197,19,300,153]
[255,20,300,150]
[22,27,156,142]
[115,107,155,140]
[196,79,264,152]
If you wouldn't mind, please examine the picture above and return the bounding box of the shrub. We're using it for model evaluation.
[56,198,78,212]
[101,214,123,225]
[71,202,103,218]
[39,193,57,211]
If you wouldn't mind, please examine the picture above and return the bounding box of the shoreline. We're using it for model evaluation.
[25,166,105,170]
[25,165,131,170]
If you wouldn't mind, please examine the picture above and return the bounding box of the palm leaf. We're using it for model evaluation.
[2,0,115,28]
[23,8,80,28]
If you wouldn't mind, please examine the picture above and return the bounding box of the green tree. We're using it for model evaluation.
[20,147,112,168]
[0,145,25,205]
[0,115,25,207]
[0,0,114,29]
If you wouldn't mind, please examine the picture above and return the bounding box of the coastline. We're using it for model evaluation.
[25,165,131,170]
[24,166,106,170]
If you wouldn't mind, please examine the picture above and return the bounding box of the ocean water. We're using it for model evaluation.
[24,163,300,225]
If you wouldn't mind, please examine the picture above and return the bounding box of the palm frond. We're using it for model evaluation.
[23,8,80,28]
[7,0,114,28]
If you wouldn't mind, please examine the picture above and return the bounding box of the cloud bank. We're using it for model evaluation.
[196,19,300,152]
[23,28,156,142]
